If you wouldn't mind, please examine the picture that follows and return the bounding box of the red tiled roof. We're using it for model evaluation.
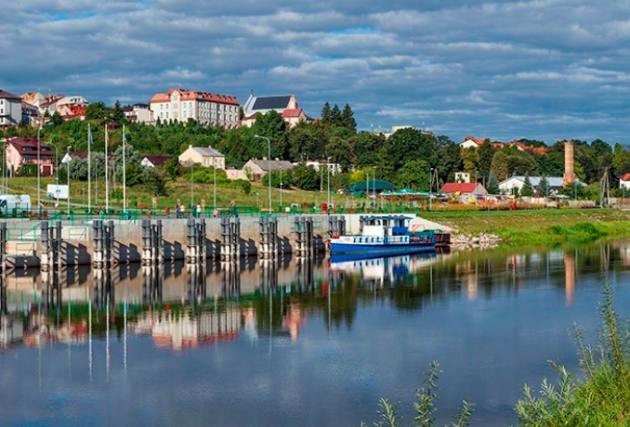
[281,108,303,118]
[61,104,87,119]
[69,151,88,159]
[622,173,630,181]
[6,137,53,156]
[150,88,239,106]
[440,182,481,193]
[463,137,487,145]
[0,89,20,100]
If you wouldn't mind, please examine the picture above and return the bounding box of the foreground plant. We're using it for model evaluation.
[362,361,474,427]
[515,280,629,426]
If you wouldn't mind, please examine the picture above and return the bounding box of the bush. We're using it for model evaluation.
[237,179,251,195]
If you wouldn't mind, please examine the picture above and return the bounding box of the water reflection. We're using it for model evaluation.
[0,242,628,425]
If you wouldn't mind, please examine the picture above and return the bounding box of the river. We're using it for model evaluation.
[0,242,628,426]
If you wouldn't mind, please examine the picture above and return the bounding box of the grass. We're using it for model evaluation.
[363,281,629,426]
[424,209,630,247]
[5,176,355,212]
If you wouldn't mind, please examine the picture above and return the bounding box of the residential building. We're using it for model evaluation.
[21,102,40,126]
[22,93,87,117]
[460,137,487,149]
[379,125,433,139]
[59,104,87,121]
[241,94,307,128]
[619,173,630,190]
[440,182,488,196]
[498,176,566,195]
[226,167,248,181]
[149,88,239,128]
[242,158,293,181]
[178,145,225,169]
[123,104,154,124]
[454,172,470,183]
[0,89,22,126]
[61,151,88,164]
[141,155,173,168]
[4,136,54,176]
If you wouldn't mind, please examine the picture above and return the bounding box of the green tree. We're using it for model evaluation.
[85,102,110,121]
[341,104,356,131]
[252,111,288,158]
[386,128,436,170]
[521,175,534,196]
[112,100,126,123]
[163,157,181,181]
[50,111,63,126]
[325,136,354,172]
[461,148,479,177]
[490,150,509,181]
[321,102,331,123]
[396,159,430,190]
[330,104,342,125]
[290,163,320,190]
[507,155,536,176]
[537,175,549,196]
[477,140,495,181]
[142,167,167,195]
[487,170,499,194]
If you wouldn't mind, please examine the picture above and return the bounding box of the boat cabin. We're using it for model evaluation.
[359,215,411,237]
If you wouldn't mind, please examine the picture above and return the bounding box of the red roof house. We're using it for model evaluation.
[440,182,487,195]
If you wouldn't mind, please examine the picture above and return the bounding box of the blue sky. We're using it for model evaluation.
[2,0,630,144]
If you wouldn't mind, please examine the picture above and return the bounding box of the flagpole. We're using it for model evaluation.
[87,124,92,213]
[122,124,126,213]
[105,124,109,213]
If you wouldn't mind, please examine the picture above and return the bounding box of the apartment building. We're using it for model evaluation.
[0,89,22,126]
[149,88,239,128]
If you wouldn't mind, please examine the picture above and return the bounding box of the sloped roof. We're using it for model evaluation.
[282,108,303,118]
[143,155,173,166]
[6,137,53,156]
[622,173,630,181]
[150,88,239,105]
[500,176,565,187]
[68,151,88,159]
[349,180,396,192]
[440,182,483,193]
[252,96,291,110]
[248,158,293,171]
[192,146,223,157]
[0,89,20,100]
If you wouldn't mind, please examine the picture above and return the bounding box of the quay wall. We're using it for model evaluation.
[4,213,408,267]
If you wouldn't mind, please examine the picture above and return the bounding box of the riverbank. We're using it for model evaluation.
[424,208,630,248]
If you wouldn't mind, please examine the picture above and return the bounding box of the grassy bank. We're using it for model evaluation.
[424,208,630,247]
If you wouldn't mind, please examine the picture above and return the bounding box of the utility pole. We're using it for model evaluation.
[66,146,71,215]
[213,162,217,211]
[36,127,41,216]
[122,124,127,213]
[254,135,272,212]
[104,124,109,213]
[87,124,92,213]
[327,157,331,211]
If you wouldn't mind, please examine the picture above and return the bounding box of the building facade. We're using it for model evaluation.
[498,176,565,195]
[124,104,154,124]
[0,90,22,126]
[178,145,225,169]
[4,137,54,176]
[150,88,239,128]
[619,173,630,190]
[242,158,293,181]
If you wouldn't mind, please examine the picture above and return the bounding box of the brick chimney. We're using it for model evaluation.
[563,140,576,187]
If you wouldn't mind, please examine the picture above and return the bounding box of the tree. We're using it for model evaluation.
[537,175,549,196]
[50,111,63,127]
[330,104,342,125]
[461,148,479,177]
[112,100,126,123]
[252,111,288,158]
[396,159,430,190]
[487,170,499,194]
[490,151,509,181]
[163,157,181,181]
[507,155,536,176]
[325,136,354,172]
[290,163,320,190]
[521,175,534,196]
[477,140,494,181]
[85,102,110,121]
[341,104,356,131]
[321,102,331,122]
[142,167,167,195]
[386,128,436,170]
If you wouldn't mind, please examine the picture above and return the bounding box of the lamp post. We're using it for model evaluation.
[53,145,59,209]
[122,124,127,213]
[254,135,272,212]
[36,127,41,216]
[190,163,194,212]
[213,162,217,211]
[104,124,109,213]
[327,157,331,211]
[66,146,71,216]
[429,167,434,211]
[87,124,92,214]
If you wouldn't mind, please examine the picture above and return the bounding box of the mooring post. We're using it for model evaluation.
[142,219,151,265]
[186,217,197,263]
[156,219,163,264]
[231,215,240,259]
[92,220,102,268]
[106,220,115,267]
[55,221,62,271]
[0,223,7,275]
[40,221,50,271]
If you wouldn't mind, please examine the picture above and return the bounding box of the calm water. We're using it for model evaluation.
[0,243,629,426]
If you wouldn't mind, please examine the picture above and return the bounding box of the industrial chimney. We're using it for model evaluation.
[563,140,576,187]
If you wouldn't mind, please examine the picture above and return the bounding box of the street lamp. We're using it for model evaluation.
[327,157,331,211]
[190,162,194,213]
[254,134,272,212]
[66,146,72,216]
[36,127,41,216]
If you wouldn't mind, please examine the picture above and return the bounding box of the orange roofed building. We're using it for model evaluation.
[149,88,239,128]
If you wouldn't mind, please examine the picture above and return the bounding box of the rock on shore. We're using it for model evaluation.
[451,233,501,250]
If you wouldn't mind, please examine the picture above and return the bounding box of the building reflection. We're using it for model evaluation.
[0,241,627,355]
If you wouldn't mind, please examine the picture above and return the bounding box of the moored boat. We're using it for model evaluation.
[329,215,448,256]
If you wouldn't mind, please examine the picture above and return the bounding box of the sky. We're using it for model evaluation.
[2,0,630,144]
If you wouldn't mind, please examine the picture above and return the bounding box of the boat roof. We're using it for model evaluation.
[359,215,412,222]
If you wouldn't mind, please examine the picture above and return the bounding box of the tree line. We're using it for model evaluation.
[2,101,629,197]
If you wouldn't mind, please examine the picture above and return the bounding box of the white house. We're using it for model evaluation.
[150,88,239,128]
[241,94,307,128]
[499,176,566,195]
[124,104,154,124]
[178,145,225,169]
[620,173,630,190]
[141,155,173,168]
[460,137,486,149]
[0,89,22,126]
[454,172,470,183]
[243,158,293,181]
[299,160,342,174]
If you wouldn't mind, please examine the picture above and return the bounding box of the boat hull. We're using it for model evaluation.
[329,241,434,256]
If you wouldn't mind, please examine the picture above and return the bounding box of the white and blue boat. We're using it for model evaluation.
[329,215,443,257]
